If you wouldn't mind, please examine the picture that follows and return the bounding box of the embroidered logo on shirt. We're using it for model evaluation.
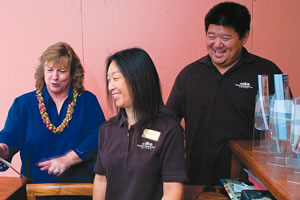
[137,141,156,150]
[235,82,253,89]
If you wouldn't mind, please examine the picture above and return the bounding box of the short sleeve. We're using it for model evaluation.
[166,73,184,121]
[160,122,187,182]
[94,124,106,175]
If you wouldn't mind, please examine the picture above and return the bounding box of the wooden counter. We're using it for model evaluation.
[229,140,300,200]
[0,176,28,200]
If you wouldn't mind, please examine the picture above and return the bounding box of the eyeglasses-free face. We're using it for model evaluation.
[44,61,71,97]
[206,24,249,73]
[107,61,134,111]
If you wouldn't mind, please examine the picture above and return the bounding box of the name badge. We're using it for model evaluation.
[142,129,161,142]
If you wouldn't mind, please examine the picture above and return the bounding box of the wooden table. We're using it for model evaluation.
[0,176,29,200]
[229,140,300,200]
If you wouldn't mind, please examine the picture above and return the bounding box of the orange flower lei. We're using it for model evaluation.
[36,89,78,134]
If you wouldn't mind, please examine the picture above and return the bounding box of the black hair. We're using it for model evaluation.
[106,48,167,135]
[205,1,251,39]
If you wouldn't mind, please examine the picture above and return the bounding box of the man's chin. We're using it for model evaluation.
[212,59,226,66]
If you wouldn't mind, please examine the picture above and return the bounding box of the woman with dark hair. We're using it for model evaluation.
[93,48,186,200]
[0,42,106,184]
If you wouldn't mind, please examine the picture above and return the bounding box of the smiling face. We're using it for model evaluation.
[206,24,249,74]
[44,60,71,97]
[107,61,133,110]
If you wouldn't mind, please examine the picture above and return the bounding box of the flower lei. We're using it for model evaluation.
[36,89,78,134]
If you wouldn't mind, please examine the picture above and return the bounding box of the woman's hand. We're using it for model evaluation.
[37,151,82,176]
[0,143,9,159]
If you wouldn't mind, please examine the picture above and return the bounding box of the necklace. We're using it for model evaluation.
[36,89,78,134]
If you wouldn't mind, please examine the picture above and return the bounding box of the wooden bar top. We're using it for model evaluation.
[229,140,300,200]
[0,176,28,200]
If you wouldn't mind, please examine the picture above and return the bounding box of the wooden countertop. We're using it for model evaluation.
[0,176,28,200]
[229,140,300,200]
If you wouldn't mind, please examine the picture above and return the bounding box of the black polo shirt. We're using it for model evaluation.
[94,111,187,200]
[166,48,283,185]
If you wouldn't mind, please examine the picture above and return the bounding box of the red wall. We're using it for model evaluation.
[1,0,299,176]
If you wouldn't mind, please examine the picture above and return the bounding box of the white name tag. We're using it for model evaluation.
[142,129,161,142]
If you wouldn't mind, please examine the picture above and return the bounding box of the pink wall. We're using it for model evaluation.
[1,0,299,176]
[251,0,300,95]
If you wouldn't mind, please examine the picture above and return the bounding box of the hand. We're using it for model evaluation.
[37,154,71,176]
[0,143,9,159]
[36,151,81,176]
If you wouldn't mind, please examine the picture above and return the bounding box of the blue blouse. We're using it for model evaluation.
[0,87,105,183]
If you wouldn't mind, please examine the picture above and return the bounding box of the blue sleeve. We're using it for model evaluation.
[73,92,106,160]
[0,98,24,148]
[0,98,25,172]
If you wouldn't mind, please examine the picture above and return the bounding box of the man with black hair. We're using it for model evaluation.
[167,1,284,185]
